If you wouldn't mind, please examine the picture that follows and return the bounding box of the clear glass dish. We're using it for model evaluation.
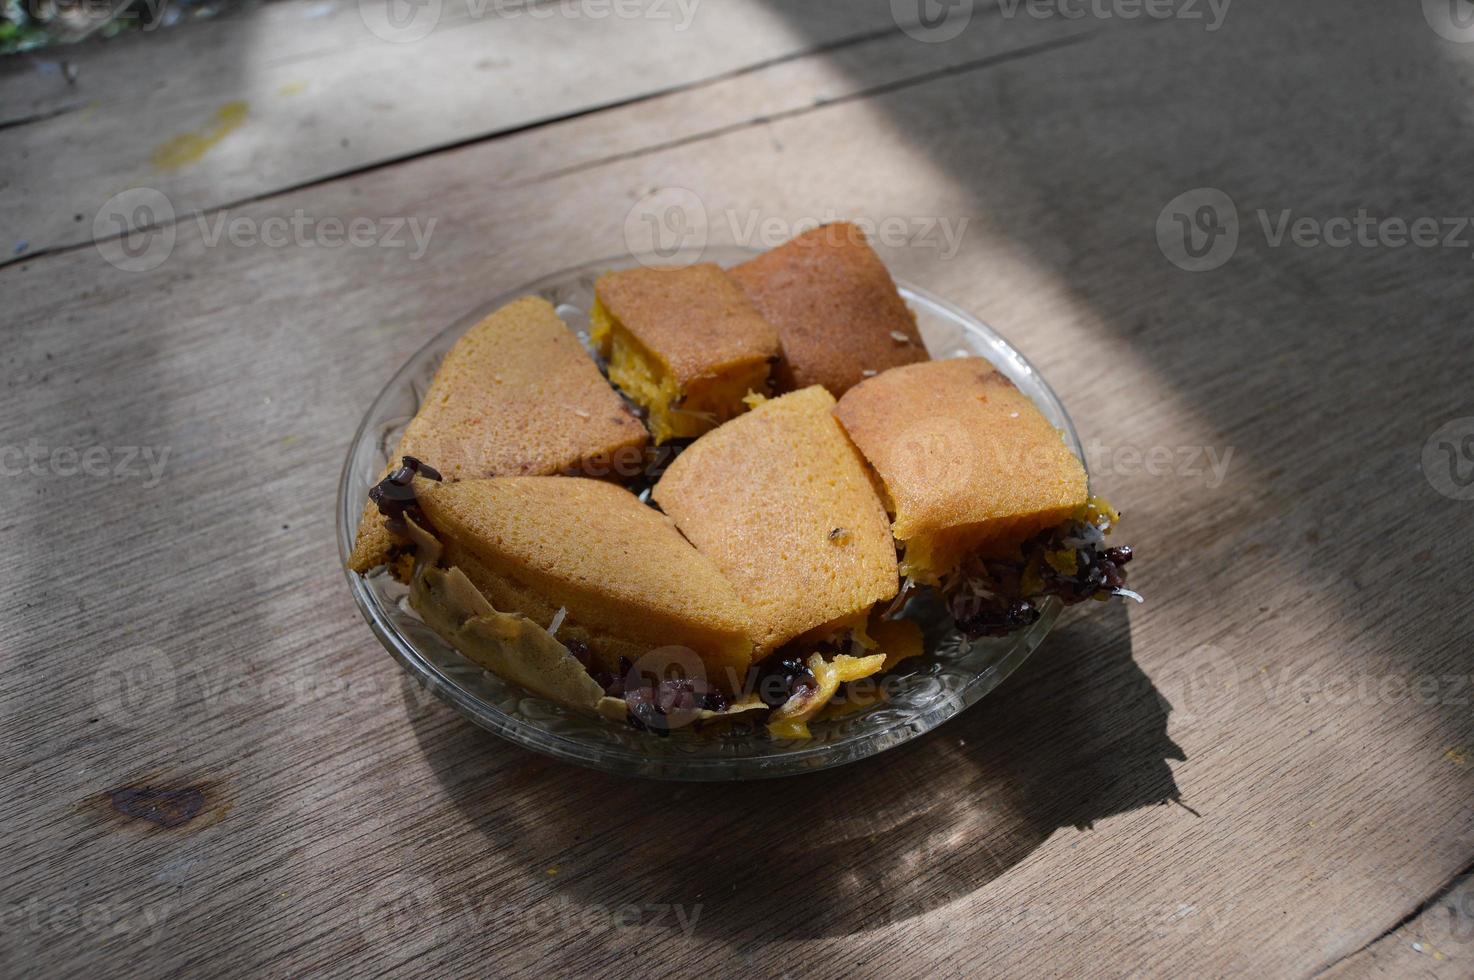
[336,247,1084,780]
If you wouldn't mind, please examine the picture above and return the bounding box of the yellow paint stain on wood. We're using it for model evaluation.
[1446,745,1469,766]
[151,101,249,170]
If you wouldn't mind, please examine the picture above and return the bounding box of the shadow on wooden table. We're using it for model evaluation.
[406,602,1184,941]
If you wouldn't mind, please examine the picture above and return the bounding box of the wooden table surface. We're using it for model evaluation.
[4,0,1473,976]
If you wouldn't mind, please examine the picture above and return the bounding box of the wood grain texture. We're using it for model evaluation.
[2,0,1473,976]
[0,0,905,261]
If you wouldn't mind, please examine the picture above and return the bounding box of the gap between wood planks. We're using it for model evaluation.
[0,98,87,132]
[507,28,1101,188]
[1313,857,1474,976]
[0,22,906,262]
[0,3,1086,270]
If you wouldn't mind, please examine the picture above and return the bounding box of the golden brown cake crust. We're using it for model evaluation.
[346,296,647,573]
[398,296,646,480]
[593,264,780,385]
[417,477,758,683]
[652,386,899,653]
[729,223,929,397]
[834,358,1087,553]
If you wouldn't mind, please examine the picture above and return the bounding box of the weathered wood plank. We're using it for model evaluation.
[0,0,905,261]
[2,1,1472,976]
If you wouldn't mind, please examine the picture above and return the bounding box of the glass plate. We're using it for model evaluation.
[337,247,1084,780]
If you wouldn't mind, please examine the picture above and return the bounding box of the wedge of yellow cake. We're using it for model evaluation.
[348,296,648,574]
[415,476,758,688]
[591,264,780,444]
[652,385,899,653]
[834,358,1088,585]
[729,222,929,397]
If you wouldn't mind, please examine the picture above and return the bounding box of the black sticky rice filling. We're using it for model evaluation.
[945,517,1138,639]
[368,455,443,535]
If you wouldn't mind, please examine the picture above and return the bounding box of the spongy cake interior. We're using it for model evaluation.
[591,298,766,444]
[652,385,899,654]
[591,265,779,444]
[834,358,1088,584]
[416,476,757,687]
